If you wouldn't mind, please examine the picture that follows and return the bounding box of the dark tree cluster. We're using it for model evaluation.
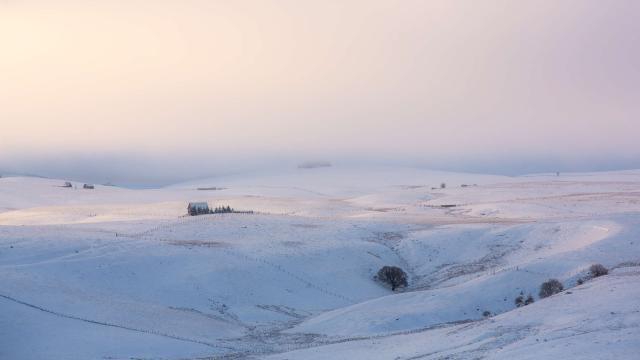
[376,266,408,291]
[213,205,234,214]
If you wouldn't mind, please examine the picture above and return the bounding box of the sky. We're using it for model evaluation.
[1,0,639,185]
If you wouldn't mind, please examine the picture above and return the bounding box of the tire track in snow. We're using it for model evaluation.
[0,293,235,351]
[223,319,474,358]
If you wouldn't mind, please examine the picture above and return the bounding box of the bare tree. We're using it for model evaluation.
[376,266,408,291]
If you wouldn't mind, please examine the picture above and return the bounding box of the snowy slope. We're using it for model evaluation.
[289,216,639,337]
[266,267,640,360]
[1,166,639,359]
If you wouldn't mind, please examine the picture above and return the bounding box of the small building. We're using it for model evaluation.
[83,184,95,189]
[187,202,210,216]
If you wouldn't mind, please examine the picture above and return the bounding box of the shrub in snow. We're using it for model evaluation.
[376,266,408,291]
[524,294,534,305]
[515,295,524,307]
[482,310,492,318]
[515,293,535,307]
[589,264,608,278]
[539,279,563,298]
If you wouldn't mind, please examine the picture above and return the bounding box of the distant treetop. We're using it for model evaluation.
[298,161,332,169]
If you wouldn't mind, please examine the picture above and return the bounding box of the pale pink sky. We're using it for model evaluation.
[1,1,639,182]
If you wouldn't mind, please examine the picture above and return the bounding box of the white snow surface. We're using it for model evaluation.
[1,166,639,359]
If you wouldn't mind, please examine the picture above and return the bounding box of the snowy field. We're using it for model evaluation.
[1,166,639,359]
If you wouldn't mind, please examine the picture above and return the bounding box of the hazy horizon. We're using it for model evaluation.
[3,152,640,188]
[2,0,639,185]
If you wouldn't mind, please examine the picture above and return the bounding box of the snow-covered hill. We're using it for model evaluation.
[1,166,639,359]
[267,266,640,360]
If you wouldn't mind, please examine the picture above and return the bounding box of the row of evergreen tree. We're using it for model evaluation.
[212,205,234,214]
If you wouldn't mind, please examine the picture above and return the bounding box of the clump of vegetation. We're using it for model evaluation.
[524,294,534,305]
[589,263,608,278]
[376,266,408,291]
[539,279,563,298]
[576,263,609,285]
[515,292,535,307]
[482,310,492,318]
[514,295,524,307]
